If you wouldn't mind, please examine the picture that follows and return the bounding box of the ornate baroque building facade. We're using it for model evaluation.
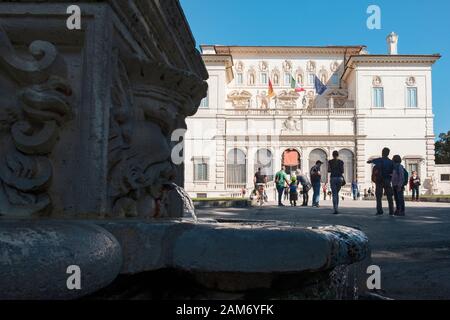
[185,34,442,197]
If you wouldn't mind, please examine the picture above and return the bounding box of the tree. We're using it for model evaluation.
[435,131,450,164]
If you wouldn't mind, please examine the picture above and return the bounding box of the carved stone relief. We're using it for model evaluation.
[277,90,300,108]
[282,116,301,132]
[228,90,252,108]
[0,25,73,217]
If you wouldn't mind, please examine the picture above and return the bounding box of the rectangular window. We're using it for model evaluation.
[199,89,209,108]
[285,73,291,86]
[196,193,207,198]
[372,87,384,108]
[261,73,268,85]
[236,73,243,85]
[407,163,419,176]
[308,73,315,86]
[194,160,208,181]
[441,174,450,182]
[407,87,418,108]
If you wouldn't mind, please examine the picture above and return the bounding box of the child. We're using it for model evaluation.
[289,176,298,206]
[323,183,328,200]
[392,155,406,216]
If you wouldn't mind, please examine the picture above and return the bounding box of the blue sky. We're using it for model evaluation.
[180,0,449,137]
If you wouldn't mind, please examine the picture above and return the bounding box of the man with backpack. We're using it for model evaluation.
[367,148,395,216]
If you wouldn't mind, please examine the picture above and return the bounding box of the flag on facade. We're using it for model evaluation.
[314,75,327,95]
[290,75,305,92]
[268,79,275,98]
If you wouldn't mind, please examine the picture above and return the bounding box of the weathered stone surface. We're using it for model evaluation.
[0,221,122,300]
[0,1,208,219]
[97,219,369,275]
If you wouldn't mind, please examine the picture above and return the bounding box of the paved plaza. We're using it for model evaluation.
[196,199,450,300]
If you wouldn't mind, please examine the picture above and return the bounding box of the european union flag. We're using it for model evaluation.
[314,75,327,95]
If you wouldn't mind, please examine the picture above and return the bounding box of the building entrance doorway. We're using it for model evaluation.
[282,149,301,175]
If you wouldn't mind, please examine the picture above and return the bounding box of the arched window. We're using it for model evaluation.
[339,149,355,183]
[309,149,328,183]
[255,149,273,180]
[227,148,247,188]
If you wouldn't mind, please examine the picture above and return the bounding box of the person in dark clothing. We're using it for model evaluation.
[254,167,268,201]
[310,161,323,207]
[392,155,406,216]
[296,169,311,206]
[328,151,345,214]
[352,180,359,200]
[409,171,421,201]
[367,147,395,216]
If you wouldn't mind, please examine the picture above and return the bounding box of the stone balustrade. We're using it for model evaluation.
[225,107,356,117]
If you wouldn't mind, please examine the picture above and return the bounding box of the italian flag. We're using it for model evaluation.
[291,75,305,92]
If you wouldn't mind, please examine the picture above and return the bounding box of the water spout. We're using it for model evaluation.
[161,182,197,221]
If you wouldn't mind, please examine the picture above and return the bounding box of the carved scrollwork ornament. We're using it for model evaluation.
[0,24,73,217]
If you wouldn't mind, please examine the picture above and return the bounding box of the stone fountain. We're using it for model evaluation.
[0,0,370,300]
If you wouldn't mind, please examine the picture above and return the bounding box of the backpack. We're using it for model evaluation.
[403,168,409,187]
[310,166,320,180]
[371,164,383,184]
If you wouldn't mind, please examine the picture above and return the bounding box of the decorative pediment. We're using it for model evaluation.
[330,61,340,72]
[373,76,382,87]
[282,60,292,72]
[307,60,316,72]
[228,90,252,108]
[406,76,416,86]
[259,61,268,71]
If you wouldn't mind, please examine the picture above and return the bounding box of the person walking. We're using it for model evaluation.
[352,180,359,200]
[253,167,268,201]
[323,183,328,201]
[296,169,311,207]
[392,155,406,216]
[367,147,395,216]
[289,176,298,206]
[310,160,323,208]
[328,151,345,214]
[275,166,289,207]
[409,171,421,202]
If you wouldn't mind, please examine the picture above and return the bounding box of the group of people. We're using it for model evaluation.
[273,150,347,214]
[260,147,422,216]
[368,147,421,216]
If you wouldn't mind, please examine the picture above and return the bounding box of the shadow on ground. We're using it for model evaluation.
[196,200,450,300]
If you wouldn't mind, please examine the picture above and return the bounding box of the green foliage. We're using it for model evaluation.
[435,131,450,164]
